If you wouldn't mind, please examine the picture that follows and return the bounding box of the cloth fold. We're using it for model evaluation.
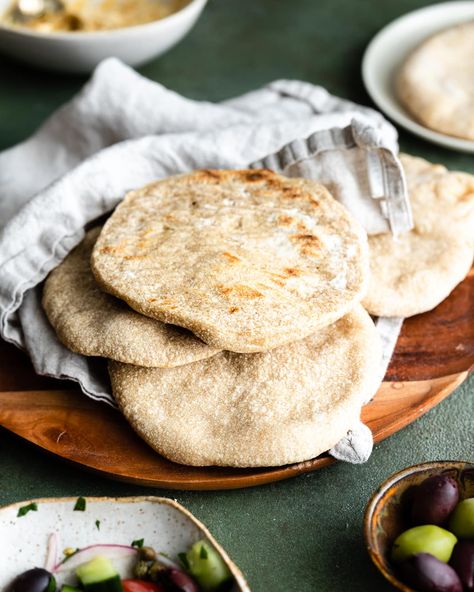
[0,58,408,463]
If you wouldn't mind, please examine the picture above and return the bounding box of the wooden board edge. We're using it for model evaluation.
[0,370,470,490]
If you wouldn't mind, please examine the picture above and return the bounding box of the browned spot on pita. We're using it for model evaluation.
[271,278,285,287]
[100,244,123,255]
[282,185,306,199]
[124,254,147,260]
[456,187,474,202]
[284,267,304,277]
[222,252,240,263]
[148,298,157,302]
[296,221,309,232]
[229,306,239,314]
[244,170,272,182]
[292,234,322,256]
[278,214,294,226]
[195,170,222,183]
[267,271,287,279]
[217,284,263,299]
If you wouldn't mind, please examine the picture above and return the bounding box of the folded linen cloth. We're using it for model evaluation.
[0,58,410,463]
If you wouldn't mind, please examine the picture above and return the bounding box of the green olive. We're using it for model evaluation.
[450,498,474,539]
[185,540,232,591]
[391,525,457,563]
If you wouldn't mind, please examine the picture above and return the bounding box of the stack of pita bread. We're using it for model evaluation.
[42,157,474,467]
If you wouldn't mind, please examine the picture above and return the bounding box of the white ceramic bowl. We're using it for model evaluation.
[0,0,207,73]
[362,1,474,153]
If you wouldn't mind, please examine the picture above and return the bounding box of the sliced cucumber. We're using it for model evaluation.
[76,556,123,592]
[61,586,82,592]
[186,540,232,591]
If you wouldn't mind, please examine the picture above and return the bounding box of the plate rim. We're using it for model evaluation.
[362,1,474,152]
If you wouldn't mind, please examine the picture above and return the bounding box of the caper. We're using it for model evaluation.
[139,546,157,561]
[149,560,167,581]
[63,547,77,557]
[133,560,150,579]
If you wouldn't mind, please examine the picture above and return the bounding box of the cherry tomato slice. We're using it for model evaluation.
[122,579,166,592]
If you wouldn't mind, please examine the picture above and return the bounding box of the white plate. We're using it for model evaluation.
[0,496,250,591]
[362,1,474,153]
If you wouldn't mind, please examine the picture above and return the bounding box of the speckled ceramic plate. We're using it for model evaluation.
[0,496,250,591]
[362,2,474,152]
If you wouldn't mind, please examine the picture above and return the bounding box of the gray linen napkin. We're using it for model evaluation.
[0,58,410,463]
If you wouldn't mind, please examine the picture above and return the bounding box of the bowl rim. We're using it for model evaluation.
[0,0,207,40]
[363,460,474,592]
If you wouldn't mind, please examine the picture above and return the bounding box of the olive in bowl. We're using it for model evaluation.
[364,461,474,592]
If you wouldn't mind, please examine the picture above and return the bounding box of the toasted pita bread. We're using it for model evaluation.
[363,154,474,317]
[92,169,368,353]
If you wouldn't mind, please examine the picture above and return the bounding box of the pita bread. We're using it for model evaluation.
[363,154,474,317]
[92,169,369,353]
[397,21,474,140]
[43,228,220,367]
[109,305,381,467]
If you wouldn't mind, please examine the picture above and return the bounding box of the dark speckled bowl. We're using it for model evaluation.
[364,461,474,592]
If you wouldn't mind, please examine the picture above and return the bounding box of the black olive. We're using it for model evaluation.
[450,540,474,591]
[5,568,56,592]
[399,553,462,592]
[411,475,459,526]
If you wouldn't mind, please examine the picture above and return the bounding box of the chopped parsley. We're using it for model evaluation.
[73,497,86,511]
[17,502,38,517]
[132,538,144,548]
[46,577,56,592]
[95,520,101,530]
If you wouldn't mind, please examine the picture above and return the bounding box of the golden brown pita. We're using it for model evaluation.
[363,154,474,317]
[92,169,368,353]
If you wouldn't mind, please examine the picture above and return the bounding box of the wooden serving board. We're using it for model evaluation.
[0,268,472,490]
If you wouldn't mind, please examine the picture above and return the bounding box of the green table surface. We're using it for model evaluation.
[0,1,473,590]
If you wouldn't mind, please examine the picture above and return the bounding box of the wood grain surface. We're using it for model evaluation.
[386,267,473,381]
[0,266,472,490]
